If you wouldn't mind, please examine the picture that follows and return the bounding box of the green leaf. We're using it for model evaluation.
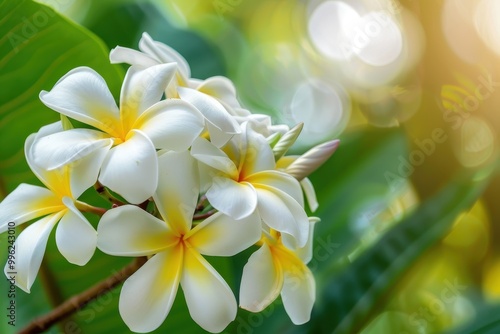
[0,0,123,197]
[446,302,500,334]
[305,163,494,334]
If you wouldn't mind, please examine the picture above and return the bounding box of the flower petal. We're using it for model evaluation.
[119,248,182,333]
[136,99,204,151]
[69,141,113,198]
[139,32,191,78]
[99,130,158,204]
[294,217,320,264]
[39,67,121,136]
[120,63,177,123]
[255,186,309,249]
[55,198,96,265]
[97,205,173,256]
[181,247,237,332]
[190,137,238,178]
[206,121,236,148]
[31,128,112,170]
[5,212,62,292]
[154,151,199,234]
[239,244,283,312]
[0,184,62,233]
[177,86,240,135]
[281,264,316,325]
[196,76,240,108]
[245,170,304,207]
[239,125,276,178]
[301,178,319,212]
[110,46,159,67]
[206,177,257,220]
[187,211,261,256]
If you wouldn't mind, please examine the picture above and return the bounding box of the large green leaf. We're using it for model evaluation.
[304,163,495,334]
[0,0,123,197]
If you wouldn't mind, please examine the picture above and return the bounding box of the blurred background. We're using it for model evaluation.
[1,0,500,333]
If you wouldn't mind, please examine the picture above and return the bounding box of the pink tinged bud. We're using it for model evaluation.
[286,139,340,181]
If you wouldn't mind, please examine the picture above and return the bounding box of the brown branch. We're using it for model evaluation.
[19,257,147,334]
[193,209,217,221]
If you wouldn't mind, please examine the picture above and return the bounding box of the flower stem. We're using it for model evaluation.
[19,257,147,334]
[94,182,125,206]
[75,201,107,216]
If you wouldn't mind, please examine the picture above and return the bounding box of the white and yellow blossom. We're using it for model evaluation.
[240,218,319,325]
[34,63,205,204]
[0,122,105,292]
[110,32,242,147]
[97,151,261,333]
[191,122,309,249]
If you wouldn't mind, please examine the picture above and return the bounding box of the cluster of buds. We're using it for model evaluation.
[0,33,339,333]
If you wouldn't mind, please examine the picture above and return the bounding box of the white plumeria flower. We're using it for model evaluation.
[277,140,340,212]
[191,122,309,249]
[33,64,205,204]
[110,32,241,147]
[97,151,261,333]
[240,218,319,325]
[0,122,106,292]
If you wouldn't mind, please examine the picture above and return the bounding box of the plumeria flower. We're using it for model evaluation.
[0,122,107,292]
[191,122,309,249]
[97,151,261,333]
[110,32,241,147]
[240,218,319,325]
[33,63,205,204]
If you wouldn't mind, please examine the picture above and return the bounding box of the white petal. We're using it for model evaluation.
[178,87,240,135]
[69,141,113,198]
[197,76,240,108]
[0,184,62,233]
[239,244,282,312]
[190,137,238,178]
[109,46,159,67]
[31,128,112,170]
[206,177,257,220]
[136,99,204,151]
[181,247,237,333]
[255,186,309,249]
[5,212,62,292]
[55,198,96,265]
[187,211,261,256]
[301,178,319,212]
[120,249,182,333]
[120,63,177,121]
[97,205,174,256]
[245,170,304,207]
[154,151,199,234]
[281,265,316,325]
[139,32,191,78]
[39,67,121,136]
[239,125,276,178]
[206,121,235,148]
[99,130,158,204]
[294,217,320,264]
[286,140,340,181]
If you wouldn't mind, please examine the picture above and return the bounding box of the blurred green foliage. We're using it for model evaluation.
[1,0,499,334]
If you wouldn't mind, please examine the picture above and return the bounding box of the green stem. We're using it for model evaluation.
[75,201,106,216]
[94,182,125,206]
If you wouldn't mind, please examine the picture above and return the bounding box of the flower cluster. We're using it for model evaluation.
[0,33,339,333]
